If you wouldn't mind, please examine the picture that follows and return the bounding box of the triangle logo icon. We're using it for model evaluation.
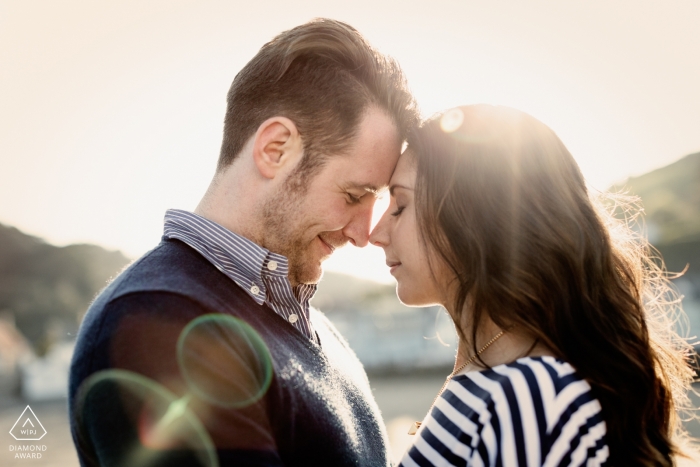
[9,406,47,441]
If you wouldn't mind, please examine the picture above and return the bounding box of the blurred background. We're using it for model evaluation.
[1,1,699,465]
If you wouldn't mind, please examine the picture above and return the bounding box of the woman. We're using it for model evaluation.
[369,105,696,466]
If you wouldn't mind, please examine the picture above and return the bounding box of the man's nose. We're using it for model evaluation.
[342,203,374,248]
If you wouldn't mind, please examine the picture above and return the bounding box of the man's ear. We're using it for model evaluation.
[252,117,302,179]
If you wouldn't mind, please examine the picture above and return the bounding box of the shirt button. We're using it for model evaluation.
[267,261,278,271]
[288,314,299,324]
[250,285,260,295]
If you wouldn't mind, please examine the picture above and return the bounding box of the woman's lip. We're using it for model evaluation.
[389,263,401,274]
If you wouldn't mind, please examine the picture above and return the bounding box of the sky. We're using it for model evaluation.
[1,1,699,283]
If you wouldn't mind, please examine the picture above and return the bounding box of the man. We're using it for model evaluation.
[68,18,418,467]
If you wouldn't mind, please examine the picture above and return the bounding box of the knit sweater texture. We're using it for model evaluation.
[68,238,390,467]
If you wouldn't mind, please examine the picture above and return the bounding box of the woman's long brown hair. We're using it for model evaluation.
[408,105,696,465]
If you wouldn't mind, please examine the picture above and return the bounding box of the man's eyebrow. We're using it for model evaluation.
[347,183,382,196]
[389,184,413,196]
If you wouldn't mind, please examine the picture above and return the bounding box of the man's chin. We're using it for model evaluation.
[299,267,323,285]
[289,261,324,286]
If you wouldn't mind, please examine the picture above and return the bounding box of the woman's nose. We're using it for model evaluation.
[369,211,390,247]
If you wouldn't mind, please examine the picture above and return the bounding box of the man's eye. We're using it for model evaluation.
[391,206,405,216]
[346,193,362,204]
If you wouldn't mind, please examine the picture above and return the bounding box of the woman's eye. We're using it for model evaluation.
[391,206,405,216]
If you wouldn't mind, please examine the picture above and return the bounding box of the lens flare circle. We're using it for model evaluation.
[440,108,465,133]
[75,369,218,467]
[177,314,274,409]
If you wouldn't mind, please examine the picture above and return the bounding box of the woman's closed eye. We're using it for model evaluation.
[391,205,405,216]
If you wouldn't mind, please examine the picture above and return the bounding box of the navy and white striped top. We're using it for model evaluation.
[163,209,319,344]
[400,356,609,467]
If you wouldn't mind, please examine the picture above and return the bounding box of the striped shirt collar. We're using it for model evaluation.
[163,209,318,342]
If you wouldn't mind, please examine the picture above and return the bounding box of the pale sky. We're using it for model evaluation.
[1,1,699,283]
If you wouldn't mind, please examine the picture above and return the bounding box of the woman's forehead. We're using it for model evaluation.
[390,152,416,187]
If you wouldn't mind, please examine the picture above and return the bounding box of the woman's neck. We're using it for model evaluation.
[453,319,555,373]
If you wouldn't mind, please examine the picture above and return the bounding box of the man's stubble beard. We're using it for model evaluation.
[261,172,320,286]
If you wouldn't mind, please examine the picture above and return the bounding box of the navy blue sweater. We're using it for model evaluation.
[68,239,390,466]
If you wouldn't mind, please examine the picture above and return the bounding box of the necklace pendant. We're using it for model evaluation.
[408,421,421,435]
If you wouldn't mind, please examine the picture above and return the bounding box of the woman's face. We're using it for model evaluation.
[369,153,448,307]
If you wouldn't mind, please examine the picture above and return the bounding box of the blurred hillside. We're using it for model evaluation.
[615,151,700,276]
[0,223,130,353]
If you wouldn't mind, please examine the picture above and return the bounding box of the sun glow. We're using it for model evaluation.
[1,2,699,284]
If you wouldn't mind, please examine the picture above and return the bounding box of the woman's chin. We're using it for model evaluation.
[395,283,439,308]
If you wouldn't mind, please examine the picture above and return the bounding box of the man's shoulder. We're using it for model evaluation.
[98,238,241,305]
[77,238,254,340]
[110,238,210,291]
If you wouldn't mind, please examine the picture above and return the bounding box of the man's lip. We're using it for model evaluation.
[319,236,335,253]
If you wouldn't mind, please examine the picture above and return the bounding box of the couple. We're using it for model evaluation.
[68,19,694,467]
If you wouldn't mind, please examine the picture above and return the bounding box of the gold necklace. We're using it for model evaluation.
[408,330,505,435]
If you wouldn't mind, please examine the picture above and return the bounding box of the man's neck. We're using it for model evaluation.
[195,174,263,246]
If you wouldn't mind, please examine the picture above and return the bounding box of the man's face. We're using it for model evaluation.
[261,107,401,286]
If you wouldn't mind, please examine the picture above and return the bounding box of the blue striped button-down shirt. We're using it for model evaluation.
[163,209,319,344]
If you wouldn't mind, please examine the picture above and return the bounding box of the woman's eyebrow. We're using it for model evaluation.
[389,184,414,196]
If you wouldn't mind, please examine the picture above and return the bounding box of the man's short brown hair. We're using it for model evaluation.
[217,18,418,172]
